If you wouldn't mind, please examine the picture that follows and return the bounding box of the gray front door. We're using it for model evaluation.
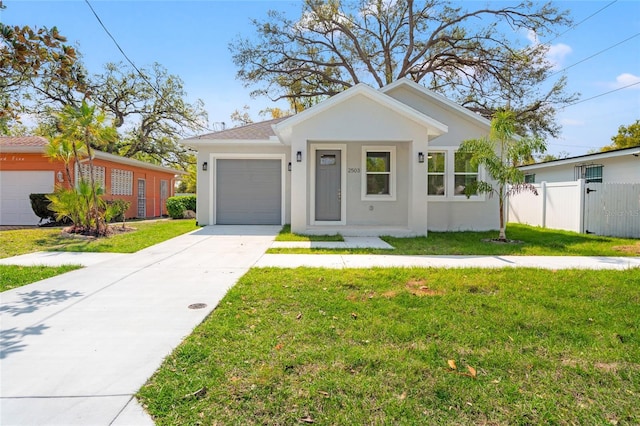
[315,150,341,221]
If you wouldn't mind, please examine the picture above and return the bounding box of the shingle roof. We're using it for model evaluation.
[0,136,48,147]
[187,116,290,140]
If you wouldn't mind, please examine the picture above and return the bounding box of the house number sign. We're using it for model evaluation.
[348,168,361,173]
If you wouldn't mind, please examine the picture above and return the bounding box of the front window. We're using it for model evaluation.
[362,146,395,200]
[427,152,446,196]
[454,152,478,196]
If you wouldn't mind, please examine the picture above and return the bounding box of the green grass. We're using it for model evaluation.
[276,224,344,242]
[0,219,198,258]
[139,267,640,425]
[267,223,640,256]
[0,264,82,292]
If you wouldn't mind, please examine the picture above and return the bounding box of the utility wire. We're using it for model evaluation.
[542,0,618,46]
[546,32,640,80]
[562,80,640,109]
[84,0,214,133]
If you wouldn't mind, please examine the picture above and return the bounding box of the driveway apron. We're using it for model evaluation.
[0,225,280,426]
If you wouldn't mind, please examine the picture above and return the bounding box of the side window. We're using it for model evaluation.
[427,152,446,196]
[584,165,603,183]
[454,152,478,195]
[362,147,395,200]
[524,173,535,183]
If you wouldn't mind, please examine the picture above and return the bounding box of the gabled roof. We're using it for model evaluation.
[0,136,185,175]
[380,78,491,128]
[185,117,289,141]
[273,83,448,143]
[519,145,640,171]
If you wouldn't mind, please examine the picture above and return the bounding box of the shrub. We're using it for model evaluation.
[166,195,196,219]
[106,199,131,222]
[29,193,56,224]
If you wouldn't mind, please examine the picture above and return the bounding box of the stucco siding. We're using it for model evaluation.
[527,155,640,184]
[288,93,429,234]
[384,85,489,147]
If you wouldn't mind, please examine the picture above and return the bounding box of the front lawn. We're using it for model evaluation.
[139,267,640,425]
[0,219,198,291]
[0,264,83,292]
[0,219,198,259]
[268,223,640,256]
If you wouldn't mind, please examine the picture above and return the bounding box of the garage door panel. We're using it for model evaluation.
[216,159,281,225]
[0,171,54,225]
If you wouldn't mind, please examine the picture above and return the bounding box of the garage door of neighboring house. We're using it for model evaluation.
[0,171,54,225]
[216,159,281,225]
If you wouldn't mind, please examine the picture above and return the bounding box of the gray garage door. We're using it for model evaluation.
[216,159,281,225]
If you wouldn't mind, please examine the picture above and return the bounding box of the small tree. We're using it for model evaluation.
[458,110,546,241]
[46,101,117,236]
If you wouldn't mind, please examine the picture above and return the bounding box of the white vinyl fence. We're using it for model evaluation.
[508,180,640,239]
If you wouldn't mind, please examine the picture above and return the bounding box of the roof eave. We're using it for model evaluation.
[519,146,640,171]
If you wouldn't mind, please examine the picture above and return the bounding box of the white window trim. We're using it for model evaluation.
[427,146,486,202]
[361,145,396,201]
[427,151,447,197]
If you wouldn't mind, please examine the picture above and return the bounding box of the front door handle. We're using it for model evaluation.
[338,189,341,201]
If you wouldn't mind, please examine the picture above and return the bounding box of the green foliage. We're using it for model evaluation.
[458,110,546,240]
[231,0,576,138]
[139,267,640,425]
[92,62,208,168]
[106,199,131,222]
[166,195,197,219]
[0,23,85,126]
[602,120,640,152]
[29,193,57,223]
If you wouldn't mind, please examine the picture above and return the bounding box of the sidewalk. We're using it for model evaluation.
[255,254,640,269]
[0,225,281,426]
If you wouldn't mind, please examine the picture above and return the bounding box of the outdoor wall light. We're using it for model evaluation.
[202,161,208,171]
[418,152,425,163]
[288,162,292,171]
[296,151,302,162]
[56,171,64,182]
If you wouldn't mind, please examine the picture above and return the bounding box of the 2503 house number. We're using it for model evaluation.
[348,168,361,173]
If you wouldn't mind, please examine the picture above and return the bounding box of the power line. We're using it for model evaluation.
[542,0,618,46]
[562,81,640,110]
[83,0,213,133]
[546,32,640,80]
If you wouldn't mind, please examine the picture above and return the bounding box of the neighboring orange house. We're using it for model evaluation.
[0,136,185,225]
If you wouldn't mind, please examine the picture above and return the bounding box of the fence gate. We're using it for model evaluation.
[584,183,640,238]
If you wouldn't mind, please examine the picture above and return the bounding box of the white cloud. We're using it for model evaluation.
[526,29,572,69]
[614,73,640,89]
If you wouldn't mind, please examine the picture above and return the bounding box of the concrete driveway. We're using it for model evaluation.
[0,225,280,426]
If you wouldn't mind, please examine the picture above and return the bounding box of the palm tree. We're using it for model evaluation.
[48,101,117,235]
[458,110,547,241]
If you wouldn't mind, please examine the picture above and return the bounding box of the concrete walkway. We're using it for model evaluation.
[256,254,640,270]
[0,225,280,426]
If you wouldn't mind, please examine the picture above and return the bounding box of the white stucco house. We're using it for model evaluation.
[183,79,499,236]
[518,146,640,184]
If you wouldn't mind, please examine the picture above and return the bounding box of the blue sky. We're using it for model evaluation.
[2,0,639,157]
